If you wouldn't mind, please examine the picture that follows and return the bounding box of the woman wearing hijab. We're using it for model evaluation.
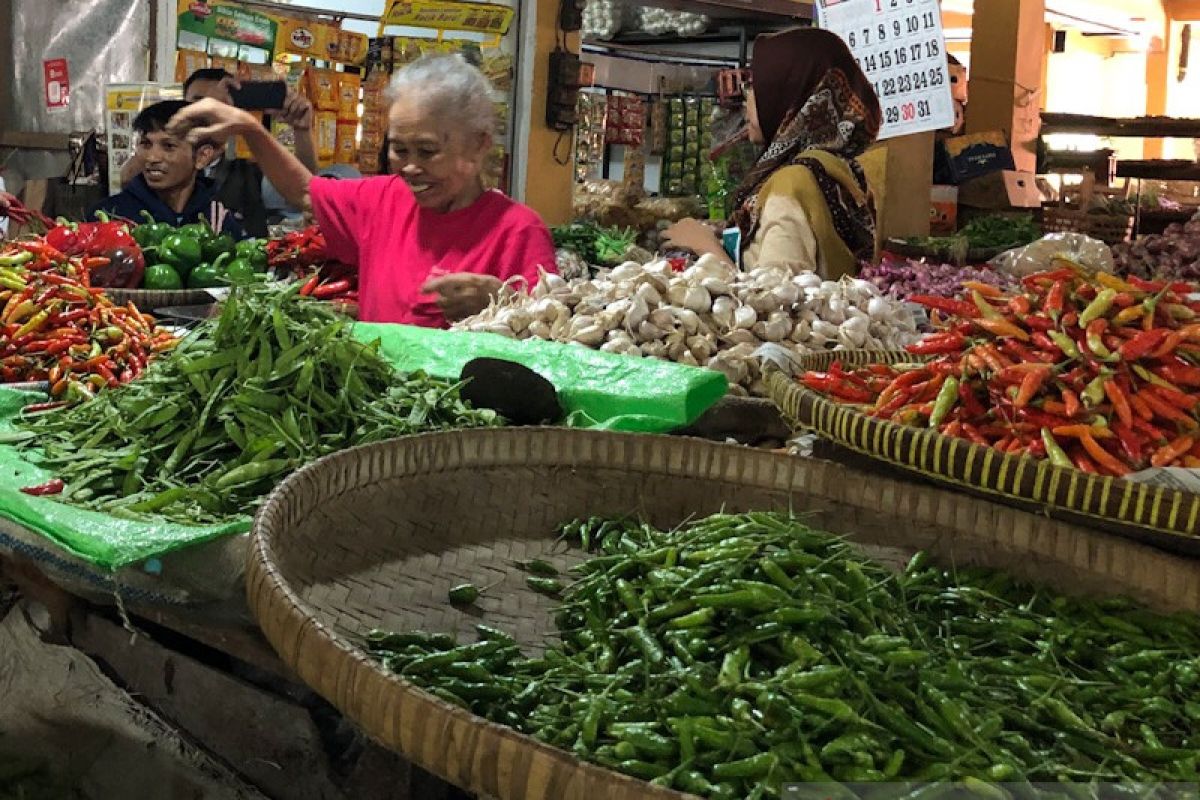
[665,28,881,279]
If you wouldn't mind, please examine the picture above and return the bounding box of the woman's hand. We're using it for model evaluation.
[663,218,729,261]
[167,98,260,146]
[0,192,15,217]
[421,273,503,322]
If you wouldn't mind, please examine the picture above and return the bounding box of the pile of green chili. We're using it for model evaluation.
[367,513,1200,799]
[13,283,501,523]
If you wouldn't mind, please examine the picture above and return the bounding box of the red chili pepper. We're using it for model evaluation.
[1079,431,1130,477]
[1067,450,1098,474]
[957,381,986,417]
[1062,311,1080,328]
[1157,364,1200,387]
[299,273,321,297]
[20,478,65,496]
[21,401,66,414]
[1140,390,1197,428]
[1147,384,1200,412]
[1102,380,1134,429]
[1013,368,1051,409]
[1117,328,1169,361]
[1024,315,1055,332]
[908,295,980,319]
[1112,422,1144,465]
[313,279,352,299]
[1061,388,1081,419]
[1044,280,1067,316]
[1151,435,1195,468]
[906,332,965,356]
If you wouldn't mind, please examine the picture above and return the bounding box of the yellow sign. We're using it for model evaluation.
[382,1,514,35]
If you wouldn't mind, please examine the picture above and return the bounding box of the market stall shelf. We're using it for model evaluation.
[767,354,1200,556]
[246,428,1200,800]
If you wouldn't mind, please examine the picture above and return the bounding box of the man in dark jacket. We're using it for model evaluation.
[92,100,245,239]
[117,69,316,237]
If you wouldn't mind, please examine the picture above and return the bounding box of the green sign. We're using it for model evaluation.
[177,1,278,57]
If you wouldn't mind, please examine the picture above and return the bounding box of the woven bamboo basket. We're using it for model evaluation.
[767,352,1200,555]
[103,287,214,310]
[246,428,1200,800]
[1042,205,1134,246]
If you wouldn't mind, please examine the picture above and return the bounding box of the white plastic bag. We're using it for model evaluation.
[990,233,1115,278]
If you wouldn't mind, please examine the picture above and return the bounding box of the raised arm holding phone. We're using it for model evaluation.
[117,69,317,236]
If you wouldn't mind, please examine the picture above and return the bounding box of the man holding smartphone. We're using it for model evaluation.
[119,69,317,237]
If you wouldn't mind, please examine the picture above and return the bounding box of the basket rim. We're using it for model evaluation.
[766,357,1200,553]
[245,427,1200,800]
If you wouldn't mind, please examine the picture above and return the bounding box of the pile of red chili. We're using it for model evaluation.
[0,239,177,402]
[267,225,357,305]
[800,266,1200,477]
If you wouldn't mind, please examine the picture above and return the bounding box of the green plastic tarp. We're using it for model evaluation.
[0,388,251,571]
[352,324,728,433]
[0,324,727,570]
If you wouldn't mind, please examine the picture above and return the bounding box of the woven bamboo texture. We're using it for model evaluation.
[246,428,1200,800]
[103,287,214,310]
[768,353,1200,555]
[1042,205,1134,245]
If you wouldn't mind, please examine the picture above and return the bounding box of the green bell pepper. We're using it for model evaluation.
[159,233,203,274]
[202,233,235,263]
[143,263,183,291]
[223,258,256,285]
[235,238,269,272]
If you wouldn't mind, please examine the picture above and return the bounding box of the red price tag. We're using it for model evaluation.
[43,58,69,110]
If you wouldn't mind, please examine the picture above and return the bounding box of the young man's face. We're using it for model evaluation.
[137,129,212,193]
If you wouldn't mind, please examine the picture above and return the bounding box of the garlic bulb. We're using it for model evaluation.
[454,256,920,394]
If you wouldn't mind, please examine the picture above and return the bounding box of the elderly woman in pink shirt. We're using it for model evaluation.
[170,55,556,327]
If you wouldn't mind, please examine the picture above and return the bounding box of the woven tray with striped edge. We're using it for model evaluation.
[103,287,215,310]
[767,351,1200,556]
[246,428,1200,800]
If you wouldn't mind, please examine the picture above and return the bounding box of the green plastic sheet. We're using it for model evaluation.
[0,388,250,571]
[0,325,725,570]
[353,324,728,433]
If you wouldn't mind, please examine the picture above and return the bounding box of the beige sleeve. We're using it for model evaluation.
[753,191,823,275]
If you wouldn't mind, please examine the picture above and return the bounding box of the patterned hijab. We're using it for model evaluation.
[731,28,882,261]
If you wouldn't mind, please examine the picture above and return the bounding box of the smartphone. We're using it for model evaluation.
[229,81,287,111]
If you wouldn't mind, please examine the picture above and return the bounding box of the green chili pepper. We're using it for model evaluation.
[928,376,959,429]
[1041,428,1074,469]
[1048,330,1081,359]
[527,576,564,597]
[1079,288,1117,327]
[449,583,481,605]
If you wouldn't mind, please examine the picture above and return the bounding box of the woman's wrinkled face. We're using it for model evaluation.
[387,96,491,212]
[746,88,764,146]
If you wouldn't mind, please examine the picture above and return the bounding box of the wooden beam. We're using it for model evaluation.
[966,0,1047,173]
[1166,0,1200,21]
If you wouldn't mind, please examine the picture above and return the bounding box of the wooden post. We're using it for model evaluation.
[516,0,579,226]
[966,0,1046,173]
[860,132,935,247]
[1146,19,1171,159]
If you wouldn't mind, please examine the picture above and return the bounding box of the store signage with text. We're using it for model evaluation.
[816,0,954,139]
[383,0,514,35]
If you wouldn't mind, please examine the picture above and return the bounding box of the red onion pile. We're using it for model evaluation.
[859,252,1018,301]
[1112,220,1200,281]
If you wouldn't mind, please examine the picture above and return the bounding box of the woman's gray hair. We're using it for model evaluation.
[387,54,498,138]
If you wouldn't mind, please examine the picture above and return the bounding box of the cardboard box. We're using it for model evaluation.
[958,170,1041,210]
[930,185,958,235]
[936,132,1015,185]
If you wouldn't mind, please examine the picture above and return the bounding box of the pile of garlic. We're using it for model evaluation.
[583,0,627,40]
[456,255,921,396]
